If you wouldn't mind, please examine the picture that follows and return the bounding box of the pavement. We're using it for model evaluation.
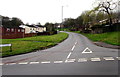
[94,42,120,49]
[1,32,119,75]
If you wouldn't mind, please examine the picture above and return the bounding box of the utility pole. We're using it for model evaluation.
[61,6,64,28]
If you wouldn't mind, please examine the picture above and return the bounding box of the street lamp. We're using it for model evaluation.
[61,5,68,29]
[61,6,64,29]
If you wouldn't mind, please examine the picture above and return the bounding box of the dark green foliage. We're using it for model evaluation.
[45,22,55,31]
[1,16,24,28]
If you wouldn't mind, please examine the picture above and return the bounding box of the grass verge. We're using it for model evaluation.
[81,31,120,46]
[1,32,68,57]
[69,31,119,46]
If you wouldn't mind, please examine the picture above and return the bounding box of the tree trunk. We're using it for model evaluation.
[106,10,113,31]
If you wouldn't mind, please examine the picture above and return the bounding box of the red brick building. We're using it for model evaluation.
[0,26,25,39]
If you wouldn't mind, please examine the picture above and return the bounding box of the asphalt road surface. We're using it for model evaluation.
[1,32,119,75]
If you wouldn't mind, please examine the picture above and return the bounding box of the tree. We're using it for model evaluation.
[76,15,83,26]
[63,18,76,28]
[2,16,11,27]
[11,17,24,27]
[45,22,55,31]
[93,0,117,27]
[36,22,41,25]
[79,11,93,31]
[1,16,24,28]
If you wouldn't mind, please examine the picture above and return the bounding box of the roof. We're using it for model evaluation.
[26,25,35,27]
[26,25,45,28]
[1,25,24,29]
[35,25,45,27]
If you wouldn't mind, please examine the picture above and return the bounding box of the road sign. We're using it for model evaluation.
[82,47,93,53]
[0,44,12,47]
[0,44,12,52]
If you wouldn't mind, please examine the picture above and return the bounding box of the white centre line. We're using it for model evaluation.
[65,59,75,63]
[66,42,77,60]
[6,63,16,65]
[54,61,63,63]
[18,62,28,64]
[75,42,77,45]
[103,57,115,61]
[41,61,50,64]
[0,63,4,65]
[29,62,39,64]
[66,52,72,59]
[71,45,75,51]
[116,57,120,60]
[78,58,87,62]
[91,58,101,62]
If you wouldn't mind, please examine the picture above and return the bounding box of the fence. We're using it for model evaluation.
[1,33,37,39]
[1,31,57,39]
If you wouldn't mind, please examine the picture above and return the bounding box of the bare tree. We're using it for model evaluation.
[93,0,117,27]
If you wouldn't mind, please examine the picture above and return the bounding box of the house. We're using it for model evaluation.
[19,25,46,34]
[0,25,25,39]
[35,25,46,33]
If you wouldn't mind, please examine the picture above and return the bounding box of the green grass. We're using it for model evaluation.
[56,28,70,31]
[69,31,81,34]
[81,31,120,46]
[69,31,119,46]
[1,32,68,57]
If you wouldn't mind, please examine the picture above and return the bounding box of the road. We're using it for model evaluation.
[1,32,119,75]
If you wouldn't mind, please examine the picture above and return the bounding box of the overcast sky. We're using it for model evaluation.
[0,0,96,25]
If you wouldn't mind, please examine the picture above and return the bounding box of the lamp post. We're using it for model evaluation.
[61,6,64,29]
[61,5,68,29]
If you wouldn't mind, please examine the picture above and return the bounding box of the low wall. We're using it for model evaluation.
[1,33,24,39]
[24,33,37,37]
[1,31,57,39]
[1,33,37,39]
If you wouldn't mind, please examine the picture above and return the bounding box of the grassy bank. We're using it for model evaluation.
[81,31,120,46]
[1,32,68,57]
[69,31,119,46]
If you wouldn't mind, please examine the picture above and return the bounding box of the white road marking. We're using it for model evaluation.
[116,57,120,60]
[65,59,75,63]
[41,61,50,64]
[0,63,4,65]
[66,42,77,60]
[66,52,72,59]
[18,62,28,64]
[29,62,39,64]
[103,57,115,61]
[6,63,16,65]
[54,61,63,63]
[71,45,75,51]
[91,58,101,61]
[82,47,93,54]
[78,58,87,62]
[2,56,117,65]
[75,42,77,45]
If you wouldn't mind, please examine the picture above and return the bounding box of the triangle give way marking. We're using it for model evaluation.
[82,47,93,53]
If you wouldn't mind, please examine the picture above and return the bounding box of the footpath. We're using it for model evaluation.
[94,42,120,49]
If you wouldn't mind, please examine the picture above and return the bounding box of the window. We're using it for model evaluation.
[7,28,10,32]
[18,29,20,32]
[11,28,14,32]
[22,29,24,32]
